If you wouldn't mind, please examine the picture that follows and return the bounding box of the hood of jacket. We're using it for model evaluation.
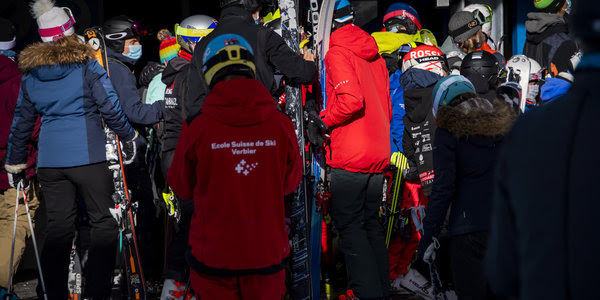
[371,31,416,55]
[436,98,515,138]
[403,84,435,124]
[18,35,95,80]
[202,78,279,127]
[220,6,255,25]
[399,68,442,91]
[525,12,569,44]
[330,24,380,61]
[162,56,190,86]
[0,55,20,85]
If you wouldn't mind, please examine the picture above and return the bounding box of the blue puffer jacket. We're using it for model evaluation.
[6,35,135,168]
[107,48,163,125]
[390,70,405,153]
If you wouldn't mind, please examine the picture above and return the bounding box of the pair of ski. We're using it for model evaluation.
[280,0,334,299]
[66,28,147,300]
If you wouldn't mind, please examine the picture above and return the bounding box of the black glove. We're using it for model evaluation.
[121,132,140,165]
[8,171,30,190]
[138,61,165,87]
[304,97,328,147]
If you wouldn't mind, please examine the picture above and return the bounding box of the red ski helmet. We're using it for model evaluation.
[402,45,448,77]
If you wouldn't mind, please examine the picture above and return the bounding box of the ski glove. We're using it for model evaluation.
[122,131,140,165]
[7,171,30,191]
[305,97,328,147]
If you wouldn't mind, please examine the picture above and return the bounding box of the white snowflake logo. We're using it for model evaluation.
[235,159,258,176]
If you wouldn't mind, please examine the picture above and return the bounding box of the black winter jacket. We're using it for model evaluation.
[161,55,190,153]
[184,6,317,122]
[523,12,572,69]
[485,56,600,299]
[418,98,515,255]
[400,68,442,196]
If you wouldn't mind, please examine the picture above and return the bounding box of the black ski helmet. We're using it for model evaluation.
[220,0,276,14]
[460,50,500,86]
[103,15,138,53]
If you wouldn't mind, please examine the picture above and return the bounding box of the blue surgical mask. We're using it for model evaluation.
[565,0,572,14]
[124,44,142,61]
[254,17,260,24]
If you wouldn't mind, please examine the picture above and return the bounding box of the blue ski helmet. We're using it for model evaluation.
[202,34,256,87]
[432,75,476,117]
[333,0,354,24]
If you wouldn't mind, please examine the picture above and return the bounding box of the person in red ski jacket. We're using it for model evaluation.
[318,0,392,298]
[167,33,302,300]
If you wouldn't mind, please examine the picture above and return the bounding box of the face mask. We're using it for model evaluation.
[527,84,539,102]
[124,44,142,61]
[565,0,572,14]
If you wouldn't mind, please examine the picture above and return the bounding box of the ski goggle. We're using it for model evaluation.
[473,5,493,24]
[175,23,214,44]
[529,68,549,82]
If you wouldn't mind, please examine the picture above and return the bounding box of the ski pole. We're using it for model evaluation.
[5,182,20,299]
[21,182,48,300]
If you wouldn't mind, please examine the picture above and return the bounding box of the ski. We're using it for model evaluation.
[67,233,83,300]
[279,0,312,299]
[310,0,335,298]
[83,27,147,299]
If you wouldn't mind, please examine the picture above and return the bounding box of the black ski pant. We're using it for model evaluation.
[450,231,496,300]
[330,168,389,299]
[37,162,118,299]
[162,149,194,282]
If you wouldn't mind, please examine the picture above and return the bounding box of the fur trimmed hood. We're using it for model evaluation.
[18,35,94,74]
[436,98,516,138]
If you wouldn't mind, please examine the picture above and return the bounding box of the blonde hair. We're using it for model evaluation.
[458,30,485,54]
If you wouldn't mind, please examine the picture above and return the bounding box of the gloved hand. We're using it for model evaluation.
[422,237,440,264]
[305,97,328,147]
[138,61,165,87]
[121,132,140,165]
[7,171,30,190]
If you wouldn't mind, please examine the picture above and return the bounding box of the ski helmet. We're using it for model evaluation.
[534,0,567,13]
[402,45,448,77]
[383,3,421,34]
[460,50,500,86]
[175,15,218,53]
[103,15,138,53]
[432,75,476,117]
[202,33,256,87]
[333,0,354,27]
[499,55,543,83]
[463,4,493,40]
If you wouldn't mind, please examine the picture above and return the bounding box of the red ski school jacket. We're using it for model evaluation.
[321,24,392,173]
[168,78,302,275]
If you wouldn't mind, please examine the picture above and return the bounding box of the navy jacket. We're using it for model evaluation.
[107,48,163,125]
[419,97,515,254]
[7,36,135,168]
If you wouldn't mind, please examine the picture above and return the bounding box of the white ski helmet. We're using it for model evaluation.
[463,4,492,40]
[175,15,218,53]
[501,55,544,112]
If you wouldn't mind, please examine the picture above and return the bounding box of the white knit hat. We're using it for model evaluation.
[31,0,76,42]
